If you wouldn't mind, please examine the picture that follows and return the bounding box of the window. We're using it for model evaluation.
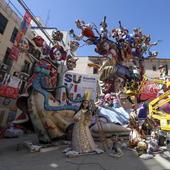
[152,65,156,71]
[164,64,168,76]
[19,81,26,94]
[21,60,30,74]
[3,48,13,73]
[0,13,8,34]
[93,67,98,74]
[10,27,18,43]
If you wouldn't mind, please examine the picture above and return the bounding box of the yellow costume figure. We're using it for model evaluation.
[72,91,96,153]
[65,91,103,156]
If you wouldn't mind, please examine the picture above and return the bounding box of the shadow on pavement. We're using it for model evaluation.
[0,134,166,170]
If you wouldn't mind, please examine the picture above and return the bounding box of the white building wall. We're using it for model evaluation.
[0,0,20,61]
[0,0,36,75]
[73,56,170,79]
[144,59,170,78]
[31,19,70,49]
[73,56,94,74]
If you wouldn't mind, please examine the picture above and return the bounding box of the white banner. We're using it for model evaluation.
[60,71,97,106]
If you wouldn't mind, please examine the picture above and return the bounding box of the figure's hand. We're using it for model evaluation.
[49,95,56,102]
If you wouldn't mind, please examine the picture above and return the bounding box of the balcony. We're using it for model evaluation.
[0,62,9,72]
[18,72,30,81]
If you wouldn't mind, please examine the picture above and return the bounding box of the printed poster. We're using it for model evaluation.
[60,72,97,106]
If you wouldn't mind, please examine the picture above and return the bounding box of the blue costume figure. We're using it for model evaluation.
[137,103,148,127]
[31,59,80,111]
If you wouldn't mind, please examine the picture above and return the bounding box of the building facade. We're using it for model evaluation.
[144,58,170,78]
[0,0,42,127]
[73,56,95,74]
[0,0,36,75]
[0,0,72,128]
[74,56,170,78]
[0,0,20,73]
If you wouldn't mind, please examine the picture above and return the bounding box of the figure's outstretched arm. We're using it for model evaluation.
[69,29,84,41]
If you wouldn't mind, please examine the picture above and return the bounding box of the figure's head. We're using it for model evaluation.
[82,100,89,109]
[81,91,92,109]
[111,28,118,37]
[103,41,110,51]
[95,39,109,55]
[104,93,113,106]
[143,35,151,44]
[32,36,44,47]
[66,55,78,70]
[102,79,115,94]
[52,30,63,42]
[75,19,85,29]
[151,131,157,139]
[69,40,79,52]
[114,77,124,92]
[18,38,29,51]
[50,45,67,63]
[133,28,142,38]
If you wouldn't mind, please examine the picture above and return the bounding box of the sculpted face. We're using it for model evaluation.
[82,100,89,109]
[50,45,67,63]
[52,30,63,42]
[66,56,78,70]
[32,36,44,47]
[114,77,124,92]
[19,38,29,51]
[53,50,62,61]
[70,41,79,52]
[103,42,110,51]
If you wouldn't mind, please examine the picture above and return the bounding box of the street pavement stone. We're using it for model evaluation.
[0,134,168,170]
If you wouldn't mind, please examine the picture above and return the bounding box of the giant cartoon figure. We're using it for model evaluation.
[16,37,81,143]
[68,18,160,140]
[16,19,160,144]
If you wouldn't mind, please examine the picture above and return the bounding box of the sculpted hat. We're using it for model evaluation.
[83,90,92,101]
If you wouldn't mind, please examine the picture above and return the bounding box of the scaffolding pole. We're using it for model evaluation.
[17,0,54,45]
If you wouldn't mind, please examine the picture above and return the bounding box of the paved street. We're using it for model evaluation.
[0,135,170,170]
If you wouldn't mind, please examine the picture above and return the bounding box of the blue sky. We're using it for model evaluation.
[8,0,170,58]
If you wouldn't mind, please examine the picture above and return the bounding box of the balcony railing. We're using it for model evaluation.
[0,62,9,72]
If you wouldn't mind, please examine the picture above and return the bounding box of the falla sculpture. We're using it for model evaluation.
[15,19,159,156]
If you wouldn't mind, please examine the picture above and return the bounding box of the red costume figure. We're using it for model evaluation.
[75,19,95,39]
[69,19,97,45]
